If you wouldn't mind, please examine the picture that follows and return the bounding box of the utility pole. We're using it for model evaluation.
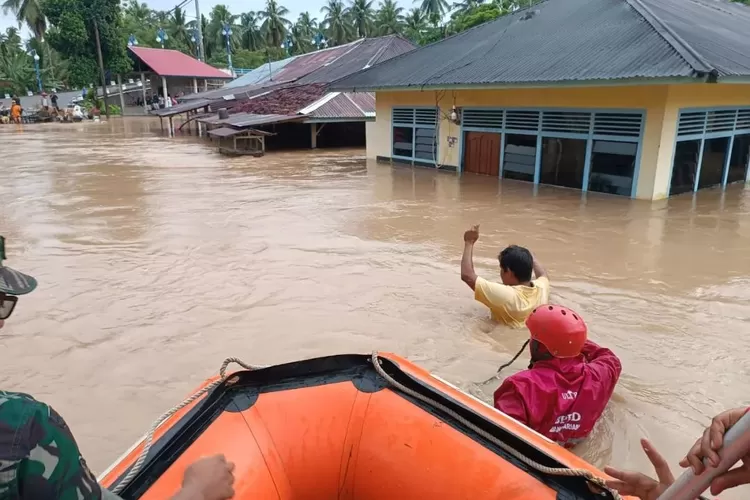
[194,0,205,61]
[93,19,110,119]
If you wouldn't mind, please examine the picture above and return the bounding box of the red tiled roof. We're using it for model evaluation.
[128,47,232,79]
[230,84,328,115]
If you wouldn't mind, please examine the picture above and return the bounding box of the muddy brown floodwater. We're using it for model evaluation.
[2,117,750,497]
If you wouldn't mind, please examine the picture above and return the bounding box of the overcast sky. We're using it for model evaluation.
[1,0,416,39]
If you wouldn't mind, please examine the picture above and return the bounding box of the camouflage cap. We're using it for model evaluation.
[0,236,37,295]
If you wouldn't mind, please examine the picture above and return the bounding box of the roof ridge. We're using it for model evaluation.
[344,92,365,115]
[327,1,550,91]
[299,91,340,114]
[624,0,715,76]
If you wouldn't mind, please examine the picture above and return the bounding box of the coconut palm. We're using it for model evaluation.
[0,50,34,93]
[0,27,22,56]
[169,7,192,50]
[403,7,426,40]
[1,0,45,39]
[239,12,263,51]
[123,0,152,23]
[375,0,404,35]
[259,0,291,49]
[451,0,484,16]
[321,0,353,45]
[349,0,374,38]
[417,0,449,20]
[207,4,239,55]
[291,12,318,53]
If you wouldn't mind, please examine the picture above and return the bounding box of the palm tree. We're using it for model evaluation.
[291,12,317,53]
[0,27,22,56]
[321,0,353,45]
[0,51,34,93]
[348,0,374,38]
[124,0,152,23]
[417,0,449,21]
[375,0,404,35]
[239,12,263,51]
[169,7,191,49]
[403,7,426,40]
[451,0,484,16]
[259,0,291,49]
[1,0,45,39]
[207,4,239,55]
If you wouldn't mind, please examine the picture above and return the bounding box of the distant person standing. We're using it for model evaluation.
[10,100,22,124]
[51,92,59,110]
[460,225,550,327]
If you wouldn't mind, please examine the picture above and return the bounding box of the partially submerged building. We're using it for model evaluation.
[333,0,750,199]
[178,35,415,150]
[126,47,232,113]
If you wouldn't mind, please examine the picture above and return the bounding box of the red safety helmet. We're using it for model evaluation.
[526,304,587,358]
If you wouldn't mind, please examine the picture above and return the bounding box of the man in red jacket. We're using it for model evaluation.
[494,304,622,448]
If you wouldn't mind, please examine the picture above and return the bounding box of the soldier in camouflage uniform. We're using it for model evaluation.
[0,236,116,499]
[0,236,235,500]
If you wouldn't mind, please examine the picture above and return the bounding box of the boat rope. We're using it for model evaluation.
[478,339,531,386]
[497,339,530,374]
[110,357,263,495]
[370,352,623,500]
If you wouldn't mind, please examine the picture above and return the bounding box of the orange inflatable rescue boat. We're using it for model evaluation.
[100,353,629,499]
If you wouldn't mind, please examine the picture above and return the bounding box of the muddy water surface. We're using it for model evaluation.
[2,118,750,497]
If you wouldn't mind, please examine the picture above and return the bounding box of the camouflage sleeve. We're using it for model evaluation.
[15,396,104,500]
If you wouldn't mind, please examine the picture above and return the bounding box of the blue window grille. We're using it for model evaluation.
[391,107,439,165]
[458,107,645,198]
[670,107,750,196]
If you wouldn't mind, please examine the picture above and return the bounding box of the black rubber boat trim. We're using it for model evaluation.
[108,354,613,500]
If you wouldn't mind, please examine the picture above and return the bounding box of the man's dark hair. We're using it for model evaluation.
[498,245,533,282]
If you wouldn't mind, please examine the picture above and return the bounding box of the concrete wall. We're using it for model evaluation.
[370,84,750,200]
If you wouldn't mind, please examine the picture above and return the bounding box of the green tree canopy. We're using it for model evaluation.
[43,0,130,86]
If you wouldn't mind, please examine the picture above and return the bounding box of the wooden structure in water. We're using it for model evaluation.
[208,126,274,157]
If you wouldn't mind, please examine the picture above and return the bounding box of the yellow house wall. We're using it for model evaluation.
[370,84,750,200]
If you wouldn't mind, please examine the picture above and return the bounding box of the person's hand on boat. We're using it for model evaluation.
[679,406,750,495]
[603,439,674,500]
[174,454,236,500]
[464,224,480,244]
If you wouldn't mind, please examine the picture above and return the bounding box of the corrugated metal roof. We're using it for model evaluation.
[225,57,298,88]
[332,0,750,89]
[270,44,356,82]
[208,127,246,137]
[346,92,375,112]
[296,35,416,85]
[152,99,212,117]
[199,112,303,128]
[637,0,750,77]
[129,47,232,79]
[207,126,276,137]
[181,35,414,101]
[301,92,375,119]
[181,81,286,102]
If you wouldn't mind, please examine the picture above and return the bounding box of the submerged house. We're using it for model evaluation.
[332,0,750,200]
[176,35,414,150]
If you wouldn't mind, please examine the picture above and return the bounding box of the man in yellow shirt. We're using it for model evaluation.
[460,225,550,328]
